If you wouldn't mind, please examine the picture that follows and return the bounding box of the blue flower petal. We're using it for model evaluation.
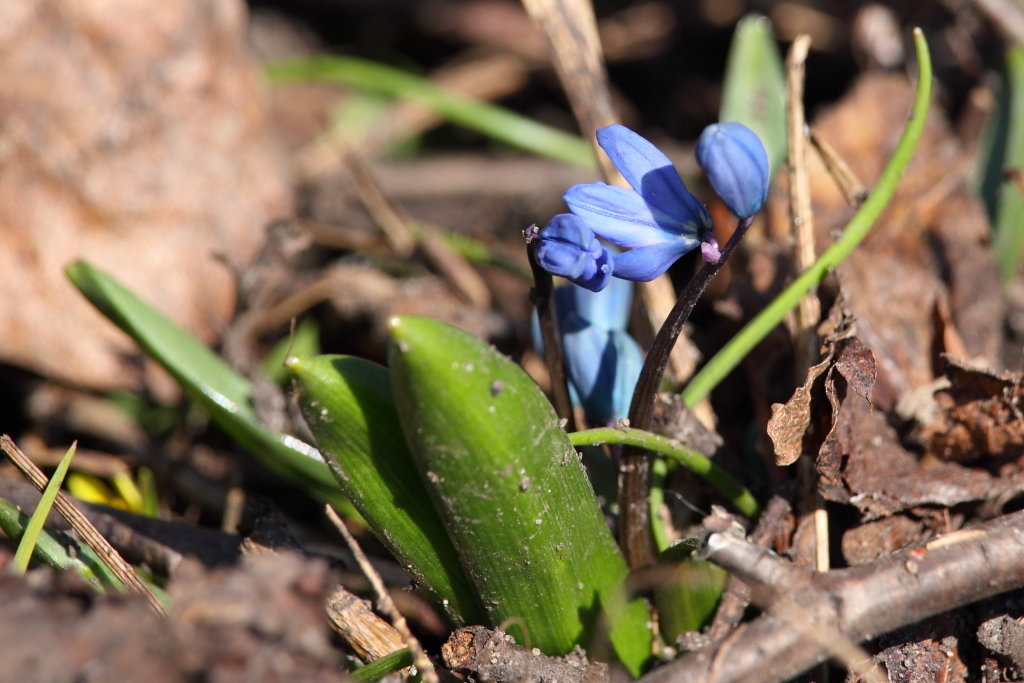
[611,240,698,281]
[605,329,643,422]
[596,125,711,231]
[535,214,612,292]
[570,277,633,332]
[563,182,684,247]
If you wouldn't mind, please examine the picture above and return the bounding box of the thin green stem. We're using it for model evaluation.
[682,28,933,407]
[571,428,760,519]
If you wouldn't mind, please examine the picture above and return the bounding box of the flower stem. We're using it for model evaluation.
[526,231,577,432]
[618,217,753,568]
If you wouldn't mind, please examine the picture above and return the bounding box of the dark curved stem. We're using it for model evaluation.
[526,234,577,432]
[618,217,753,568]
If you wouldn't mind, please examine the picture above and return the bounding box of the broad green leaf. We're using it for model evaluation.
[720,15,787,178]
[286,354,484,626]
[264,56,595,169]
[387,316,651,674]
[66,261,345,507]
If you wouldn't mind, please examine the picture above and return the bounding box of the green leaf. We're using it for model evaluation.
[720,14,788,178]
[387,316,651,674]
[14,442,77,572]
[65,261,345,507]
[978,45,1024,284]
[265,56,595,169]
[655,557,728,640]
[350,648,413,682]
[286,354,484,626]
[0,498,121,589]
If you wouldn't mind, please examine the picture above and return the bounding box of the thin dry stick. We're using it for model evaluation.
[325,505,439,683]
[808,130,867,207]
[346,147,492,308]
[1,435,167,616]
[785,35,830,577]
[786,34,820,374]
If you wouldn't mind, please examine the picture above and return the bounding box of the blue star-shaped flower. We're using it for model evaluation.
[563,124,715,281]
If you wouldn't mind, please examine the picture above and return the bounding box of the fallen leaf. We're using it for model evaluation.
[0,0,292,391]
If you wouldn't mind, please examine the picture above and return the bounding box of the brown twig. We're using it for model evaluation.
[326,505,439,683]
[706,496,794,642]
[1,435,167,616]
[785,35,830,586]
[786,34,820,375]
[643,510,1024,682]
[808,130,868,207]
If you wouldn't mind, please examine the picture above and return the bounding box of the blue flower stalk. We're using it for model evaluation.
[528,122,769,567]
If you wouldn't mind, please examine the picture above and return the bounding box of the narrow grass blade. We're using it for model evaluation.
[683,29,933,406]
[0,497,113,589]
[287,354,485,627]
[265,56,595,169]
[388,316,651,674]
[66,261,345,507]
[350,648,413,682]
[720,15,788,178]
[13,442,77,572]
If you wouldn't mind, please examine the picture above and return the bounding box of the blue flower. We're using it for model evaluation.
[695,122,769,219]
[533,278,643,424]
[533,214,613,292]
[563,124,714,280]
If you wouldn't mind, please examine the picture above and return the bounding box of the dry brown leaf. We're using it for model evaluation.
[818,392,1024,520]
[805,74,1001,410]
[920,357,1024,463]
[0,0,292,391]
[767,297,874,467]
[768,355,833,467]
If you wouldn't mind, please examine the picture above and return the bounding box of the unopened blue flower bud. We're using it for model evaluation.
[534,214,612,292]
[695,122,769,219]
